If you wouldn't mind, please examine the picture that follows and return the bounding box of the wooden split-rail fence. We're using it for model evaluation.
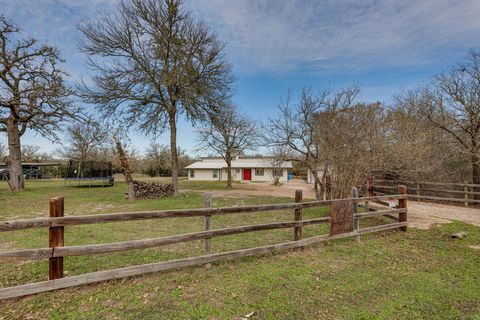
[371,179,480,207]
[0,187,408,300]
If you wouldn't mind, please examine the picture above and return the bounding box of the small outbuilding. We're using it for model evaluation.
[185,156,292,183]
[0,162,60,180]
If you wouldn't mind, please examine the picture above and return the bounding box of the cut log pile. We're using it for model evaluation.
[124,180,175,199]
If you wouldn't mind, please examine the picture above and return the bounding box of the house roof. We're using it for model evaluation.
[0,162,61,169]
[185,157,293,170]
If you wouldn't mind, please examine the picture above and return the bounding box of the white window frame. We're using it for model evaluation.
[212,169,219,179]
[255,168,264,176]
[190,170,195,178]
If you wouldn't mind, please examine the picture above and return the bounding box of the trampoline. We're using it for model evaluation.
[64,160,114,187]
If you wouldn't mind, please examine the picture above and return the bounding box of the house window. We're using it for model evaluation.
[236,169,240,174]
[272,169,284,177]
[190,170,195,178]
[255,168,264,176]
[213,169,219,178]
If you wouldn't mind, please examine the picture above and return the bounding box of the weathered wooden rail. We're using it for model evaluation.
[372,179,480,206]
[0,187,408,300]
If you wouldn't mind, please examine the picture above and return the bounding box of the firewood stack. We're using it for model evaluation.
[125,180,175,199]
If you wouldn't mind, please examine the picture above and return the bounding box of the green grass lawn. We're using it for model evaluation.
[0,179,479,319]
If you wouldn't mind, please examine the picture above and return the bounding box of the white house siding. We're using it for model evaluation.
[188,169,221,181]
[186,157,292,183]
[306,168,324,184]
[220,168,242,181]
[187,168,243,181]
[251,168,288,182]
[188,168,289,183]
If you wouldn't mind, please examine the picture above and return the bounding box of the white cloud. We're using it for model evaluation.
[188,0,480,74]
[0,0,115,81]
[3,0,480,76]
[2,0,479,154]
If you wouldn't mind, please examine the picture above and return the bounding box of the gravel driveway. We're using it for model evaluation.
[406,201,480,229]
[204,179,480,229]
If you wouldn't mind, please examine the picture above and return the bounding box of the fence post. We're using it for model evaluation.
[204,194,212,256]
[398,185,407,232]
[464,181,469,207]
[367,176,373,197]
[49,197,64,280]
[352,187,360,241]
[294,190,303,241]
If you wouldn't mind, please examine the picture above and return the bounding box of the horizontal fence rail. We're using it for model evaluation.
[0,189,408,300]
[0,194,405,232]
[0,222,407,300]
[374,179,480,188]
[374,185,480,196]
[372,179,480,207]
[0,208,406,263]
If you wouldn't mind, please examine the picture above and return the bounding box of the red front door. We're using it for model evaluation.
[243,168,251,180]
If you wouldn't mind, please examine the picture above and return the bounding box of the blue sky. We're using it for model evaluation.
[2,0,480,157]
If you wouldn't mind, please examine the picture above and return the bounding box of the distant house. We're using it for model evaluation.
[185,156,292,182]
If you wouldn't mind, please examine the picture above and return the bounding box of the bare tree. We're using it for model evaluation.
[263,151,290,186]
[145,142,170,176]
[143,143,192,177]
[0,16,77,190]
[176,147,194,176]
[112,131,136,199]
[57,118,108,162]
[265,86,359,199]
[114,139,134,182]
[403,50,480,186]
[196,104,257,188]
[79,0,234,195]
[386,102,466,182]
[314,102,389,198]
[21,144,40,162]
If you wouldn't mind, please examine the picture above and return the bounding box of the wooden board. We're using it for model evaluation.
[0,194,405,232]
[407,194,480,203]
[374,179,480,188]
[294,190,303,241]
[0,217,330,262]
[0,209,406,262]
[49,197,64,280]
[0,221,407,300]
[330,199,354,235]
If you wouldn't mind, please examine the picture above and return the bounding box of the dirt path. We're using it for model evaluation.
[197,179,480,229]
[206,179,316,199]
[407,201,480,229]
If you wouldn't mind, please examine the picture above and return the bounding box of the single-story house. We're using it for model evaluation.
[185,156,292,182]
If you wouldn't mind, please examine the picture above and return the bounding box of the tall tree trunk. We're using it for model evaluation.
[6,118,24,191]
[226,151,232,189]
[115,139,135,200]
[115,140,133,183]
[169,115,179,196]
[310,168,322,200]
